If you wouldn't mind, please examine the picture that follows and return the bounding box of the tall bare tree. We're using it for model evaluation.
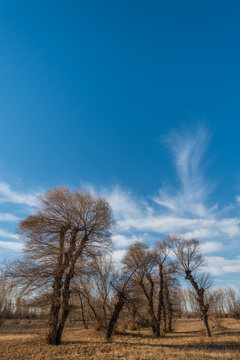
[7,187,113,345]
[167,235,212,337]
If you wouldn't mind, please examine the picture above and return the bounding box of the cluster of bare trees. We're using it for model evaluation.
[0,187,239,345]
[0,275,38,321]
[176,287,240,320]
[0,275,13,321]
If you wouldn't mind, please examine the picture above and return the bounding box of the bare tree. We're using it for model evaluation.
[123,242,159,336]
[105,265,140,341]
[73,254,114,330]
[7,187,113,345]
[167,235,212,337]
[124,241,172,337]
[225,288,240,319]
[0,274,14,322]
[163,262,178,332]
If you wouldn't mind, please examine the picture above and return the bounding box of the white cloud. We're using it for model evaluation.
[112,234,144,248]
[154,125,212,217]
[112,249,127,265]
[0,229,19,240]
[0,213,19,222]
[103,185,142,219]
[200,242,224,254]
[0,182,38,206]
[206,256,240,276]
[236,196,240,203]
[117,214,240,240]
[0,241,22,251]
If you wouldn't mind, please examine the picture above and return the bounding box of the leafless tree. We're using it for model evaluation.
[105,263,142,341]
[209,288,227,318]
[0,274,14,322]
[105,246,151,341]
[167,235,212,337]
[6,187,113,345]
[162,262,179,332]
[73,254,114,330]
[224,288,240,319]
[123,242,159,336]
[124,241,173,337]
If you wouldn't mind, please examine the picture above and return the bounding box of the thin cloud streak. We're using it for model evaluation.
[206,256,240,276]
[0,241,22,251]
[0,213,19,222]
[117,214,240,239]
[0,182,38,206]
[0,229,19,240]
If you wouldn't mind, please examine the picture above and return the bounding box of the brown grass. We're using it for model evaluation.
[1,318,240,360]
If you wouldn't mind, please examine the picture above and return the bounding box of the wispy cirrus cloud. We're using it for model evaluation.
[154,125,211,217]
[0,182,38,207]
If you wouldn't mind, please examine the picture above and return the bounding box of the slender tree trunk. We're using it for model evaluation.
[156,264,164,336]
[106,293,125,341]
[80,286,102,328]
[164,278,173,332]
[79,293,88,329]
[48,228,66,345]
[203,312,211,337]
[185,271,211,337]
[162,301,167,333]
[139,276,160,337]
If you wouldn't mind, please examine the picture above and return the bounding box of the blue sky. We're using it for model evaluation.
[0,1,240,287]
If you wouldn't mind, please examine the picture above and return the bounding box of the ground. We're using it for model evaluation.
[0,318,240,359]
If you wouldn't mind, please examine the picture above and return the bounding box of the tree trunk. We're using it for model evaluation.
[164,278,173,333]
[48,228,66,345]
[106,293,125,341]
[48,316,61,345]
[48,229,82,345]
[185,271,211,337]
[79,293,88,329]
[157,264,164,336]
[162,301,167,333]
[139,276,160,337]
[203,312,211,337]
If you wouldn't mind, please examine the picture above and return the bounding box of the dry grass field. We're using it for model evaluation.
[0,318,240,360]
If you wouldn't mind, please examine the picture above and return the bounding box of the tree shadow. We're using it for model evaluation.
[114,330,153,339]
[63,338,240,352]
[213,330,240,337]
[113,340,240,351]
